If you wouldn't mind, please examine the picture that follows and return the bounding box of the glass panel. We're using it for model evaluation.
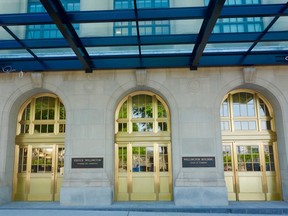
[0,49,33,59]
[132,95,153,118]
[21,103,31,121]
[35,97,55,120]
[213,17,266,33]
[264,145,275,171]
[261,120,271,130]
[118,123,128,132]
[142,44,194,54]
[158,122,168,132]
[59,124,66,133]
[220,98,229,117]
[159,146,168,172]
[32,48,76,58]
[118,146,127,172]
[221,121,230,131]
[87,46,139,56]
[0,27,15,40]
[158,100,167,118]
[18,147,28,173]
[232,93,255,117]
[253,41,288,52]
[259,98,270,116]
[59,102,66,120]
[206,43,253,53]
[133,122,153,132]
[31,148,53,173]
[237,145,260,172]
[57,147,65,174]
[132,146,154,172]
[118,101,128,119]
[205,0,282,5]
[223,145,232,171]
[269,17,288,32]
[234,121,257,130]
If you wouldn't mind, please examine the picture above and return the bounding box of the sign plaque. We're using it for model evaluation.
[72,157,104,168]
[182,157,215,168]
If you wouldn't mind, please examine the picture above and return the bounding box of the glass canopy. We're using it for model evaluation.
[0,0,287,73]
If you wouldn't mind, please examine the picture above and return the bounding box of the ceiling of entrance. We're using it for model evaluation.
[0,0,287,73]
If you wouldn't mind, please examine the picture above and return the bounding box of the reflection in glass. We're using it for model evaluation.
[58,147,65,174]
[18,147,28,173]
[237,145,260,172]
[264,145,275,171]
[26,0,80,39]
[133,122,153,132]
[223,145,232,171]
[159,146,168,172]
[118,146,127,172]
[118,101,128,119]
[132,95,153,118]
[213,17,263,33]
[116,93,169,134]
[132,146,154,172]
[31,148,53,173]
[221,91,272,132]
[158,101,167,118]
[220,99,229,117]
[114,0,170,36]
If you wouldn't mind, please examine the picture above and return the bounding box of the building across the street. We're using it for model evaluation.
[0,0,287,207]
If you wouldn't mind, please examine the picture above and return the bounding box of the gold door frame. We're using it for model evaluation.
[114,91,172,202]
[223,141,281,201]
[12,144,64,201]
[115,142,172,201]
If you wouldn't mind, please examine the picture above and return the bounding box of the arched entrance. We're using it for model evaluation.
[221,90,281,201]
[13,93,66,201]
[114,91,172,201]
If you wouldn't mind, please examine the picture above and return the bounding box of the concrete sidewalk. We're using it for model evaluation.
[0,201,288,216]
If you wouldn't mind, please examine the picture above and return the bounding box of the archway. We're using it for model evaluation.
[114,91,172,201]
[13,93,66,201]
[221,89,281,201]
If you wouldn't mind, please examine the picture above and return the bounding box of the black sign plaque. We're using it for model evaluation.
[72,157,104,169]
[182,157,215,168]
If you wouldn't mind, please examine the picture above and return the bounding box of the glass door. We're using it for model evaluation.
[13,144,64,201]
[235,144,265,200]
[115,143,171,201]
[223,142,281,201]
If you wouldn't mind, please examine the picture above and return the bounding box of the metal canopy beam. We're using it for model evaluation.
[40,0,93,73]
[2,51,287,71]
[190,0,226,70]
[133,0,143,67]
[241,2,288,64]
[0,32,287,50]
[1,4,287,26]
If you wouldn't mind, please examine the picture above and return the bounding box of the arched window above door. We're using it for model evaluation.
[115,92,170,135]
[220,90,274,133]
[17,94,66,135]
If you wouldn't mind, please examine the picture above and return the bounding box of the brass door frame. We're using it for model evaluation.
[115,142,172,201]
[224,141,281,201]
[13,143,64,201]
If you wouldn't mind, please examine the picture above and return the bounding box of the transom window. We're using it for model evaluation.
[26,0,80,39]
[18,94,66,135]
[220,91,273,132]
[114,0,170,36]
[116,92,169,133]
